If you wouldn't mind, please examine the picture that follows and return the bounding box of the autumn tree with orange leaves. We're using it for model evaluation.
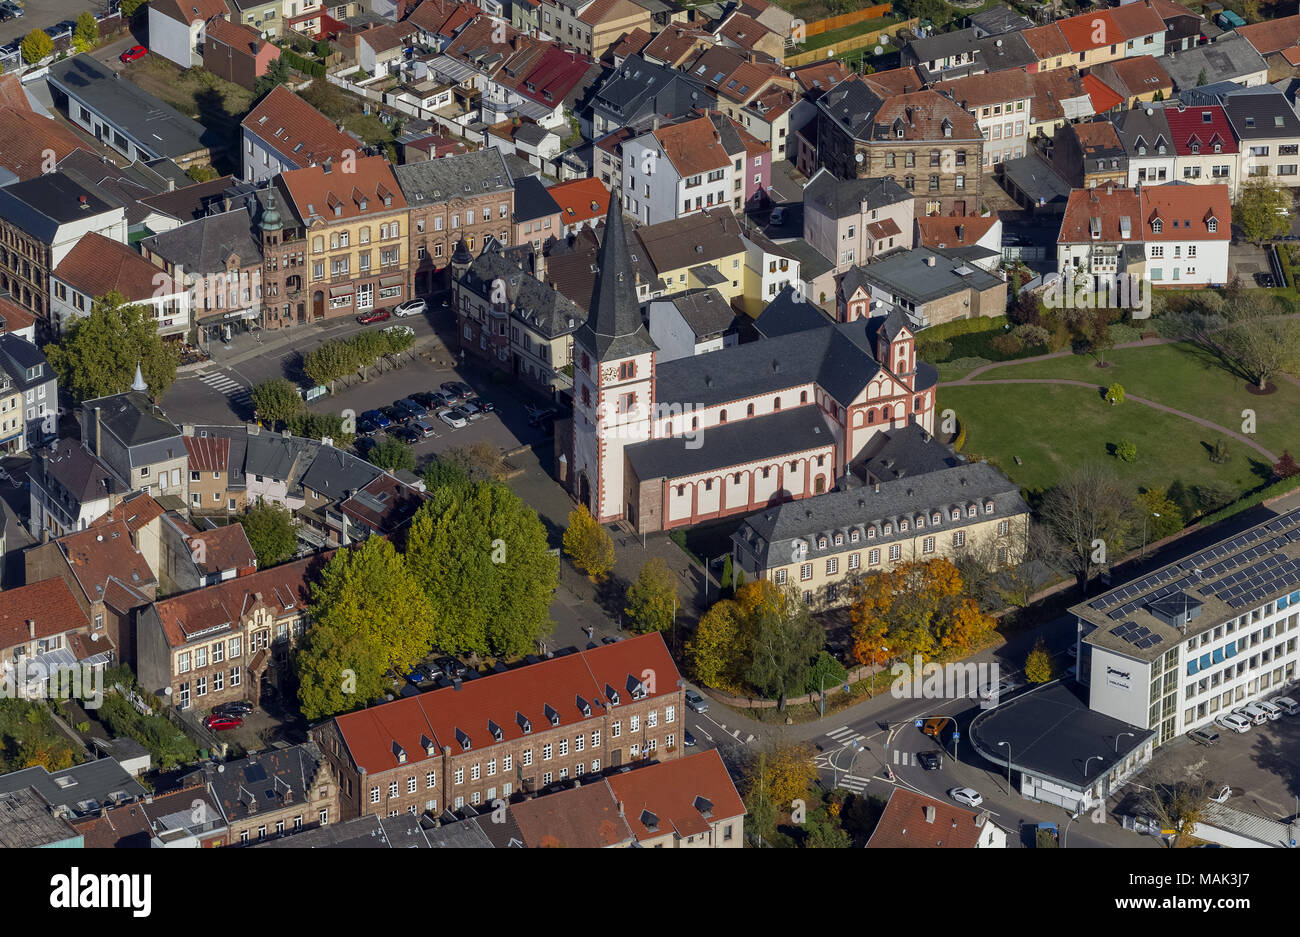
[849,559,995,667]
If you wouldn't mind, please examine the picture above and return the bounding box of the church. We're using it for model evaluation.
[570,201,939,534]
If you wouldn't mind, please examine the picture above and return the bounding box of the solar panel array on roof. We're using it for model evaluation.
[1110,619,1164,649]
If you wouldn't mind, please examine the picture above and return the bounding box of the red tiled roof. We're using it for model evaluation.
[355,22,418,55]
[866,788,991,848]
[0,106,92,182]
[404,0,480,38]
[1109,2,1169,41]
[1148,0,1200,20]
[205,16,269,54]
[510,780,634,847]
[0,74,32,112]
[57,521,157,609]
[791,60,854,94]
[445,15,523,76]
[608,27,651,61]
[1081,73,1124,114]
[653,115,732,177]
[103,491,166,534]
[1163,104,1238,155]
[333,632,681,775]
[933,68,1034,109]
[152,554,319,648]
[1237,12,1300,55]
[184,523,256,574]
[1142,183,1229,242]
[279,156,406,224]
[607,750,746,840]
[643,25,712,66]
[184,435,230,473]
[69,785,220,848]
[338,474,426,535]
[53,233,174,301]
[547,177,611,226]
[1057,12,1120,54]
[578,0,640,27]
[871,90,981,142]
[1072,121,1123,154]
[916,214,996,248]
[1029,68,1090,123]
[1022,23,1068,60]
[867,218,903,240]
[0,579,88,650]
[1100,54,1172,98]
[241,86,358,170]
[718,11,774,51]
[513,46,594,108]
[151,0,230,26]
[0,296,36,335]
[1058,185,1142,244]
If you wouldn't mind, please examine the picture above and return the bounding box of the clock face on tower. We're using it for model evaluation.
[600,366,619,384]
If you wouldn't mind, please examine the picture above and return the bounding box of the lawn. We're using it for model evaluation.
[123,57,254,171]
[966,343,1300,461]
[941,382,1266,499]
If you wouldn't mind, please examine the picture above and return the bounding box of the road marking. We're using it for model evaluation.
[826,726,854,740]
[839,775,870,793]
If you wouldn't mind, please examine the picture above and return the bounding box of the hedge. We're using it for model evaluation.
[1280,246,1296,289]
[282,49,326,79]
[1198,473,1300,527]
[921,314,1004,342]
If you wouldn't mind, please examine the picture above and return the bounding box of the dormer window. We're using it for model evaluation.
[984,501,995,514]
[628,675,647,700]
[455,728,471,752]
[576,695,592,717]
[393,742,406,764]
[932,512,941,524]
[606,684,621,705]
[421,734,436,756]
[488,720,504,742]
[516,711,532,734]
[544,703,560,726]
[867,527,876,540]
[951,508,960,520]
[1207,217,1218,233]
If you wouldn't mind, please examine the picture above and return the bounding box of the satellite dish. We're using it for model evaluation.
[90,633,99,642]
[827,49,834,58]
[856,152,865,163]
[874,45,884,56]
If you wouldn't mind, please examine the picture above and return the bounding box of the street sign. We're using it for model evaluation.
[843,684,850,694]
[953,731,961,740]
[915,720,923,728]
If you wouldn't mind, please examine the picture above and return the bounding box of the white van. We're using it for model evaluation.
[1254,700,1283,721]
[1271,696,1300,715]
[1215,713,1251,733]
[1237,703,1270,725]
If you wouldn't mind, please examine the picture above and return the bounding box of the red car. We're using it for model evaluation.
[120,45,148,63]
[356,309,391,324]
[204,713,243,731]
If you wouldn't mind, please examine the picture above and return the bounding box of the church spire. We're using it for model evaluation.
[131,362,147,393]
[575,199,655,362]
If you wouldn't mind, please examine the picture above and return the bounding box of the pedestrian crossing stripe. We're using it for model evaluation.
[826,726,854,739]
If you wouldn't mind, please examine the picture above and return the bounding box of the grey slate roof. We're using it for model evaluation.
[857,422,967,483]
[733,460,1026,568]
[245,432,312,482]
[803,170,911,220]
[198,742,326,825]
[816,76,887,141]
[461,242,585,339]
[393,148,513,204]
[513,175,561,223]
[39,438,120,503]
[626,405,836,480]
[574,200,654,360]
[774,237,835,280]
[0,334,51,391]
[82,392,183,457]
[56,150,169,227]
[47,55,214,159]
[0,759,147,816]
[140,208,263,273]
[300,446,383,499]
[850,247,1003,306]
[258,810,493,848]
[968,4,1033,36]
[589,55,715,127]
[654,312,937,409]
[663,288,734,339]
[753,284,835,338]
[1222,86,1300,139]
[0,172,117,243]
[998,153,1073,206]
[1162,34,1267,90]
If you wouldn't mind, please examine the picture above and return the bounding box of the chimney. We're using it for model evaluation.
[923,805,936,823]
[323,158,333,174]
[93,406,102,456]
[27,619,35,639]
[617,800,625,817]
[78,195,88,210]
[925,255,936,267]
[283,787,294,804]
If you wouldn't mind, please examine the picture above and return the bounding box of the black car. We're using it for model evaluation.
[214,700,254,717]
[380,405,410,425]
[391,425,420,444]
[395,397,428,419]
[917,751,942,771]
[435,656,466,677]
[440,380,474,399]
[1256,272,1276,288]
[355,416,381,436]
[413,391,451,409]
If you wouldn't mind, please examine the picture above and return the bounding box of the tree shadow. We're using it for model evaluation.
[1248,458,1274,483]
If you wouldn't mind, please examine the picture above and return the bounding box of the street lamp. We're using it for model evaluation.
[1084,754,1104,777]
[1115,731,1135,754]
[1141,512,1160,557]
[996,740,1012,796]
[1063,810,1081,848]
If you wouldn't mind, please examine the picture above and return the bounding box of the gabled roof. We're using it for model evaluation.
[509,778,634,847]
[206,16,270,53]
[140,207,262,274]
[1236,13,1300,56]
[179,521,256,574]
[643,24,712,66]
[339,473,426,535]
[152,0,230,26]
[1092,54,1172,100]
[461,241,586,338]
[608,750,745,840]
[0,106,91,183]
[279,156,406,226]
[608,27,652,61]
[547,177,610,226]
[512,46,596,109]
[242,87,358,170]
[866,788,991,848]
[102,491,166,535]
[37,439,119,504]
[634,206,745,275]
[650,114,731,177]
[916,215,997,249]
[1057,185,1142,244]
[1163,103,1238,155]
[1141,182,1230,241]
[0,296,35,336]
[184,434,230,473]
[403,0,480,38]
[791,59,854,95]
[0,579,88,649]
[1022,23,1069,60]
[331,632,681,774]
[393,148,512,203]
[355,22,419,56]
[803,169,911,220]
[1028,68,1091,123]
[932,68,1034,109]
[53,232,176,300]
[56,521,157,610]
[1081,73,1125,114]
[819,80,979,142]
[717,10,774,51]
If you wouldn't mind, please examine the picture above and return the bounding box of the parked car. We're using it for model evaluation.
[440,380,474,399]
[1214,712,1251,733]
[461,400,485,420]
[391,425,420,445]
[685,689,708,714]
[413,391,451,409]
[356,309,391,324]
[355,416,381,436]
[435,656,467,678]
[394,397,427,419]
[1,2,23,18]
[1188,727,1220,747]
[406,666,432,683]
[380,405,410,425]
[360,408,391,429]
[412,419,436,438]
[438,408,467,429]
[948,787,983,808]
[44,22,72,41]
[477,399,495,413]
[1237,703,1270,725]
[1271,695,1300,715]
[204,714,243,731]
[1257,272,1276,288]
[1255,699,1284,721]
[214,700,254,717]
[393,298,427,317]
[684,729,696,747]
[917,751,942,771]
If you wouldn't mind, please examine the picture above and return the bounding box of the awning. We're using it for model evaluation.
[196,309,258,325]
[379,275,405,287]
[329,285,354,297]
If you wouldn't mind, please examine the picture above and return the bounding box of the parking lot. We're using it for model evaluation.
[0,0,119,56]
[1141,694,1300,823]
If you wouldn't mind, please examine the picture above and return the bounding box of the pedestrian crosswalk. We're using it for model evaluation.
[197,370,250,408]
[825,725,867,748]
[838,774,870,794]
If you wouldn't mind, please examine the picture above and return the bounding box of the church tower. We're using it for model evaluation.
[259,188,284,330]
[571,200,657,523]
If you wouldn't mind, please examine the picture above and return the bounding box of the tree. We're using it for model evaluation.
[367,437,416,473]
[302,340,354,388]
[44,292,179,402]
[1196,67,1208,87]
[1274,450,1300,481]
[73,11,98,51]
[849,560,995,666]
[1137,774,1215,848]
[1115,439,1138,462]
[1243,0,1261,23]
[120,0,148,17]
[1040,464,1133,590]
[405,481,557,659]
[687,599,747,691]
[440,442,505,482]
[624,558,678,633]
[1218,290,1300,390]
[236,500,297,567]
[21,29,53,65]
[1136,488,1184,540]
[1024,637,1054,683]
[185,164,220,183]
[1235,178,1291,246]
[250,378,303,428]
[805,650,847,695]
[423,458,472,493]
[803,813,852,848]
[743,582,823,710]
[746,743,819,813]
[1105,382,1124,405]
[253,54,291,100]
[286,411,354,448]
[563,504,615,581]
[296,537,436,719]
[720,554,733,594]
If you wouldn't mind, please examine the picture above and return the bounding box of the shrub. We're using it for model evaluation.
[1104,382,1124,405]
[1108,322,1143,344]
[989,333,1023,356]
[953,418,967,452]
[1010,323,1051,348]
[1115,440,1138,462]
[917,338,952,362]
[923,315,1002,341]
[940,356,992,372]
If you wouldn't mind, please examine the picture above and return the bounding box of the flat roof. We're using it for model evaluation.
[969,681,1153,792]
